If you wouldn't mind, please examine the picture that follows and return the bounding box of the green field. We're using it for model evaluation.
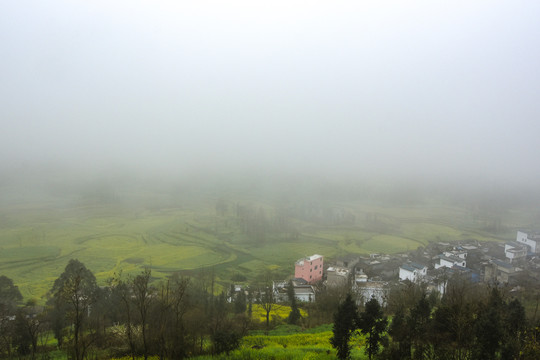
[188,324,368,360]
[108,324,367,360]
[0,195,534,301]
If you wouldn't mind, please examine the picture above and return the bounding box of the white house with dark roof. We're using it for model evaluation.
[443,250,467,260]
[399,262,427,282]
[293,285,316,302]
[435,254,466,269]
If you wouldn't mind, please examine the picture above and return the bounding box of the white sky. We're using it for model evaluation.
[1,0,539,186]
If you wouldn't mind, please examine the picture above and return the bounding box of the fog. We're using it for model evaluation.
[1,0,540,201]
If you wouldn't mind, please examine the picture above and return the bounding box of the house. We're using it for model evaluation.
[272,280,316,302]
[484,259,521,283]
[505,242,528,263]
[443,250,467,260]
[434,254,466,269]
[293,285,316,302]
[516,230,540,254]
[326,267,350,287]
[354,281,389,307]
[399,262,427,282]
[295,254,323,283]
[272,281,289,302]
[355,269,368,283]
[227,284,247,302]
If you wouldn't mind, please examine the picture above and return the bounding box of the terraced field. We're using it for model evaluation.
[0,197,532,301]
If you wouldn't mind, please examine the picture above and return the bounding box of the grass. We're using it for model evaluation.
[189,324,368,360]
[0,197,530,302]
[362,235,424,253]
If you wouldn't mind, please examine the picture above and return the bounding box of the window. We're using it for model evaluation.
[314,265,318,270]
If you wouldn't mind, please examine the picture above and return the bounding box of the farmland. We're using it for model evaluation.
[0,188,536,301]
[191,324,361,360]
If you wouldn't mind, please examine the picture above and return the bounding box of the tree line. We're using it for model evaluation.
[3,259,540,359]
[1,260,330,360]
[0,259,260,360]
[331,278,540,360]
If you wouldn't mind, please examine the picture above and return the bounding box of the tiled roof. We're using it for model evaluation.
[400,264,416,272]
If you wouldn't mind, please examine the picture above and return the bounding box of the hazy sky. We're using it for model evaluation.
[1,0,539,186]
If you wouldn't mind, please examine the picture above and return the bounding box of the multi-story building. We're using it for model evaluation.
[295,254,323,283]
[516,230,540,253]
[505,242,528,262]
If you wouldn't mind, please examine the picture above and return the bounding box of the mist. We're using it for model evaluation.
[2,0,540,202]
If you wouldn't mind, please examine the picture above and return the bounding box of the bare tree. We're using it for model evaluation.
[257,284,279,333]
[110,273,136,360]
[131,268,154,360]
[49,259,98,360]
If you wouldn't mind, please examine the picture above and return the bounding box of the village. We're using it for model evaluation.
[265,230,540,307]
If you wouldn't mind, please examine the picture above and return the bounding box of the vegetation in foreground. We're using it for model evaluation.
[2,257,540,359]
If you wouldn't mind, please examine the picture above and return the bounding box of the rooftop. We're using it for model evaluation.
[492,259,514,269]
[294,287,315,295]
[401,263,425,272]
[327,267,349,276]
[438,254,464,263]
[296,254,323,265]
[506,241,527,248]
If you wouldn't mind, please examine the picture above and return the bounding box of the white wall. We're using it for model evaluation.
[517,231,537,253]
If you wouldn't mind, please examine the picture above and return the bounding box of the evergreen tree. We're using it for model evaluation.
[430,304,454,359]
[474,288,503,360]
[505,298,526,337]
[330,293,358,360]
[387,306,411,359]
[247,287,253,319]
[407,295,431,360]
[234,288,247,314]
[287,280,301,325]
[0,275,23,359]
[358,297,388,360]
[0,275,23,314]
[13,310,32,357]
[502,298,526,359]
[438,275,477,359]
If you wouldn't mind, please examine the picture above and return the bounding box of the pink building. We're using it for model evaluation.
[295,254,324,283]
